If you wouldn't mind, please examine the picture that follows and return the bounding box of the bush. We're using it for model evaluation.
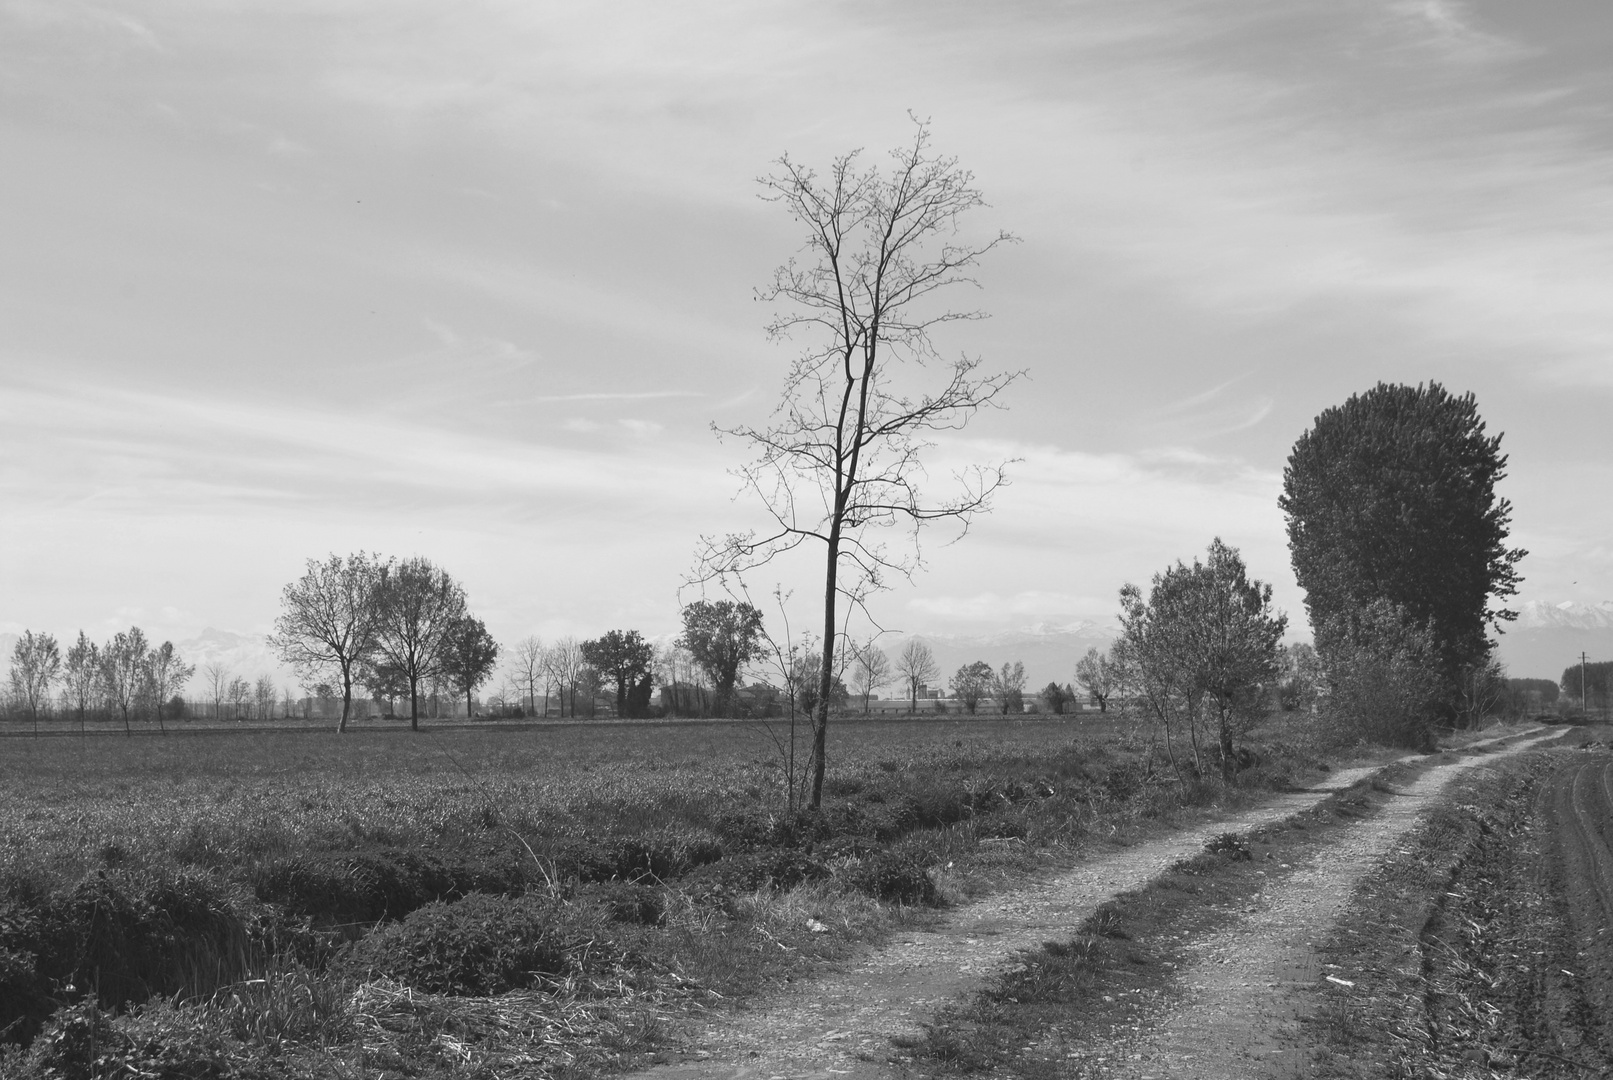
[840,852,941,907]
[343,892,610,995]
[14,999,230,1080]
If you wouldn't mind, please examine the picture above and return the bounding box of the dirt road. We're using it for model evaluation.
[626,731,1553,1080]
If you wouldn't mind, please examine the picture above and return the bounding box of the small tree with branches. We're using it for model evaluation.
[697,118,1019,808]
[895,639,939,714]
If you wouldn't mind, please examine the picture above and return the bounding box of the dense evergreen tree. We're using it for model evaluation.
[1280,382,1525,720]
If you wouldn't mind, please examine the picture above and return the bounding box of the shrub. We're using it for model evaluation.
[343,892,610,995]
[840,853,941,907]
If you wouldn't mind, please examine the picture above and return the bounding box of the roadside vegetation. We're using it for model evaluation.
[0,712,1347,1078]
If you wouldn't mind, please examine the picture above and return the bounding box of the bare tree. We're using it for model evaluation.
[227,675,252,720]
[101,627,150,735]
[992,660,1026,715]
[9,631,61,736]
[543,637,586,718]
[269,553,386,733]
[147,641,195,734]
[849,640,893,714]
[371,556,467,730]
[253,675,276,720]
[895,639,939,714]
[698,119,1019,808]
[512,636,545,716]
[64,632,100,732]
[202,662,230,721]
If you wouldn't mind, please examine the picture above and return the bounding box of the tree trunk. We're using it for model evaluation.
[811,533,839,811]
[466,686,474,721]
[410,678,419,731]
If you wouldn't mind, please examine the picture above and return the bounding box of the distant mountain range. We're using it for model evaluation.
[1495,601,1613,681]
[874,622,1118,696]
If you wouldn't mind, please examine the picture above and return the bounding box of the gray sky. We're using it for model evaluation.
[3,0,1611,650]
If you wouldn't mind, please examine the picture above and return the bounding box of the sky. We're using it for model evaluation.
[3,0,1613,660]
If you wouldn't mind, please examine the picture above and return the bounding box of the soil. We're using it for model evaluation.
[623,730,1556,1080]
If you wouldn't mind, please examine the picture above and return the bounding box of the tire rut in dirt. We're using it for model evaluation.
[1545,756,1613,1059]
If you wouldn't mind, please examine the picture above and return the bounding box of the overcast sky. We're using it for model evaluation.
[3,0,1611,652]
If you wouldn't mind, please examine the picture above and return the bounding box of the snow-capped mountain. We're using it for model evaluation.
[1495,601,1613,681]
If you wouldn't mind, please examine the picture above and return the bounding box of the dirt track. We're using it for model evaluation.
[626,731,1552,1080]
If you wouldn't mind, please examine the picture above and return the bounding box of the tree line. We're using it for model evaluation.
[6,628,194,736]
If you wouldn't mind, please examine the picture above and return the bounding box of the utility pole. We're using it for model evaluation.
[1582,651,1589,714]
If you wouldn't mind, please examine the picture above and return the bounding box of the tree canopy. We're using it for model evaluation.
[1119,539,1286,779]
[581,630,656,719]
[1280,382,1525,710]
[678,600,766,715]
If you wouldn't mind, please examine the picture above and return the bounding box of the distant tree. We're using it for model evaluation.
[696,120,1020,810]
[372,556,467,730]
[544,637,587,718]
[792,650,848,718]
[895,640,940,714]
[359,660,408,717]
[1276,643,1322,712]
[581,630,655,719]
[63,632,100,732]
[101,627,151,735]
[227,675,252,720]
[1120,539,1287,779]
[678,600,766,716]
[849,641,894,714]
[442,616,501,719]
[1281,382,1526,725]
[512,636,546,716]
[949,661,994,715]
[9,631,61,736]
[1497,676,1558,720]
[1038,681,1073,715]
[1562,660,1613,711]
[252,674,275,721]
[992,661,1027,715]
[269,553,387,733]
[202,662,231,722]
[146,641,195,733]
[1074,646,1117,712]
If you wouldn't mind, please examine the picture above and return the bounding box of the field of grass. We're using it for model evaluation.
[0,712,1330,1078]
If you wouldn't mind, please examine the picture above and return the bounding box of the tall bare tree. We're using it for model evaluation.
[269,553,386,732]
[372,556,467,730]
[895,639,939,714]
[227,676,251,720]
[9,631,61,736]
[543,637,586,718]
[101,626,150,735]
[202,662,231,721]
[64,631,100,732]
[698,119,1019,808]
[512,636,545,716]
[147,641,195,734]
